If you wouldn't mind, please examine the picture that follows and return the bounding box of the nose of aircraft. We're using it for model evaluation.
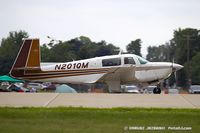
[173,63,184,71]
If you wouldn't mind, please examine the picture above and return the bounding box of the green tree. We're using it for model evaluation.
[173,28,200,86]
[146,46,161,61]
[190,53,200,84]
[174,28,200,65]
[146,42,175,62]
[40,44,51,62]
[41,36,119,62]
[0,31,28,75]
[126,39,142,56]
[78,43,96,59]
[95,41,118,57]
[48,42,77,62]
[78,36,96,59]
[146,28,200,87]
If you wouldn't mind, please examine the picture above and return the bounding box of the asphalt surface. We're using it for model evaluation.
[0,93,200,108]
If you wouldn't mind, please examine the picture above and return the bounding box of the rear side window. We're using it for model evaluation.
[102,58,121,67]
[124,57,135,64]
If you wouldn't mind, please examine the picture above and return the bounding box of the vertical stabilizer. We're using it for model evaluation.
[10,39,41,78]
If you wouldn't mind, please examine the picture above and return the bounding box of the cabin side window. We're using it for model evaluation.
[102,58,121,67]
[124,57,135,64]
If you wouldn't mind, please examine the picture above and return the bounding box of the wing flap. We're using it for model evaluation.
[96,65,136,83]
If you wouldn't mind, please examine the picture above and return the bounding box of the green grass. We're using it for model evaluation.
[0,107,199,133]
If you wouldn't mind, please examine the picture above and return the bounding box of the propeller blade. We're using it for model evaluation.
[171,57,176,72]
[174,71,177,82]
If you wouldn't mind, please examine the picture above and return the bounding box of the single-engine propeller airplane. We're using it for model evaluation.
[10,38,183,93]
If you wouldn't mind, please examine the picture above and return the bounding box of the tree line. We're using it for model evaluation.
[0,28,200,87]
[0,31,135,74]
[146,28,200,87]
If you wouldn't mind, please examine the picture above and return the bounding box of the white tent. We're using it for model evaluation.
[55,84,77,93]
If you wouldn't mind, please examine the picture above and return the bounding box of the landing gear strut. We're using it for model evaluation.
[153,87,161,94]
[106,80,121,93]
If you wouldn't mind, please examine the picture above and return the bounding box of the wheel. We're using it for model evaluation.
[153,87,161,94]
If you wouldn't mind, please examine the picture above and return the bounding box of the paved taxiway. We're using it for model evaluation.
[0,93,200,108]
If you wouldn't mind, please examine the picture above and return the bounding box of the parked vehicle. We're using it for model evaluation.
[43,84,56,91]
[26,83,45,90]
[143,86,157,94]
[1,82,10,86]
[8,84,29,92]
[121,85,140,93]
[0,82,29,92]
[0,88,10,92]
[168,88,179,94]
[189,85,200,94]
[0,82,10,92]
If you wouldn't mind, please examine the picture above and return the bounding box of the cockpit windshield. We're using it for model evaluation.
[137,56,149,64]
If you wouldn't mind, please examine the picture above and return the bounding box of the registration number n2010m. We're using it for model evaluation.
[55,62,89,70]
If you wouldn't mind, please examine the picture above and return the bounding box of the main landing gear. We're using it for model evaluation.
[153,86,161,94]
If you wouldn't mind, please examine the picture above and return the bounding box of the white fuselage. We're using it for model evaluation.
[39,54,182,85]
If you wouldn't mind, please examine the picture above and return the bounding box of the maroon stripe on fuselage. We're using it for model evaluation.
[19,70,108,80]
[24,68,110,76]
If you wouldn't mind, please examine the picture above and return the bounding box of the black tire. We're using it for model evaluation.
[153,87,161,94]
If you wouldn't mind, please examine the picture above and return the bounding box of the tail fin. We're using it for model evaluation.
[10,38,41,78]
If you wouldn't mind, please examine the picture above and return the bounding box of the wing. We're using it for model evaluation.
[96,65,136,83]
